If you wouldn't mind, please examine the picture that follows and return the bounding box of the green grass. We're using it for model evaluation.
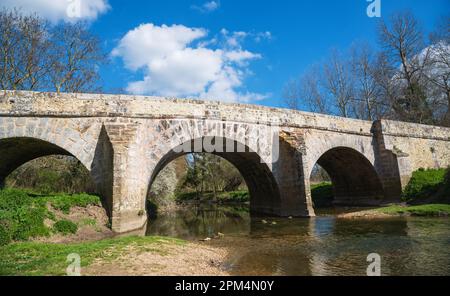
[311,182,334,208]
[0,189,102,246]
[377,204,450,217]
[53,220,78,235]
[0,236,185,275]
[403,168,448,203]
[0,189,50,246]
[36,193,101,214]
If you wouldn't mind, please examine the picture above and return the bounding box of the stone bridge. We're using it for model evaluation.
[1,91,449,233]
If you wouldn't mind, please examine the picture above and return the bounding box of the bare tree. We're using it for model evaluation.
[48,22,106,93]
[282,11,448,128]
[282,65,329,114]
[350,43,388,120]
[378,12,434,124]
[0,9,51,91]
[424,16,450,126]
[282,78,301,110]
[322,49,354,117]
[0,9,106,94]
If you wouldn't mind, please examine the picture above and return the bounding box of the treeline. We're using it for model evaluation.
[284,12,449,126]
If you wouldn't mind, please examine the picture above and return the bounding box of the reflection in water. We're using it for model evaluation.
[146,204,250,240]
[146,204,450,276]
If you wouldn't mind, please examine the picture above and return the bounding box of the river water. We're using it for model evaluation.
[146,204,450,276]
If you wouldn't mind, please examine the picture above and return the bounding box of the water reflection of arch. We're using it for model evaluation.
[146,204,251,240]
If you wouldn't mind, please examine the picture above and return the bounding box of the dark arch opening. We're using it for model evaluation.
[311,147,385,207]
[147,137,281,216]
[0,137,72,186]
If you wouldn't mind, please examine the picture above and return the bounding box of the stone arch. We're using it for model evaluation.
[311,146,385,206]
[0,117,101,170]
[0,118,114,219]
[147,136,282,215]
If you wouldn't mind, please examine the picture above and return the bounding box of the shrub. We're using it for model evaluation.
[0,224,11,246]
[402,168,447,202]
[53,220,78,235]
[0,188,31,210]
[42,193,101,214]
[0,189,102,245]
[0,189,49,243]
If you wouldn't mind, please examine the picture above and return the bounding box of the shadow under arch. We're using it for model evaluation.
[314,146,385,206]
[0,137,72,187]
[147,136,281,216]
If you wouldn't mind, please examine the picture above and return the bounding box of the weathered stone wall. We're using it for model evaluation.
[377,120,450,187]
[1,90,449,233]
[0,116,102,170]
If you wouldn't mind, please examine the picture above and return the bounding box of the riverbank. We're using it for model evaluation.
[0,235,229,275]
[338,204,450,219]
[0,188,231,276]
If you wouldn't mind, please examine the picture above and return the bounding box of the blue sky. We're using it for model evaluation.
[3,0,449,108]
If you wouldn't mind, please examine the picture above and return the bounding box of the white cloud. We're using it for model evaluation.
[0,0,110,22]
[192,1,220,13]
[255,31,272,43]
[112,23,266,103]
[220,29,272,49]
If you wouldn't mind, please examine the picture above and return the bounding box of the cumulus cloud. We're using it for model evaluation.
[191,1,220,13]
[112,23,266,103]
[0,0,110,22]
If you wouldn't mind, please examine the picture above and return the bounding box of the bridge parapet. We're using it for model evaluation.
[1,91,375,136]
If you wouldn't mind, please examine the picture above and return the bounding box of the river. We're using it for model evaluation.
[146,204,450,276]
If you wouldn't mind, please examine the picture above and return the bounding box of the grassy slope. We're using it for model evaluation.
[376,204,450,216]
[0,189,102,246]
[403,168,450,204]
[0,236,184,275]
